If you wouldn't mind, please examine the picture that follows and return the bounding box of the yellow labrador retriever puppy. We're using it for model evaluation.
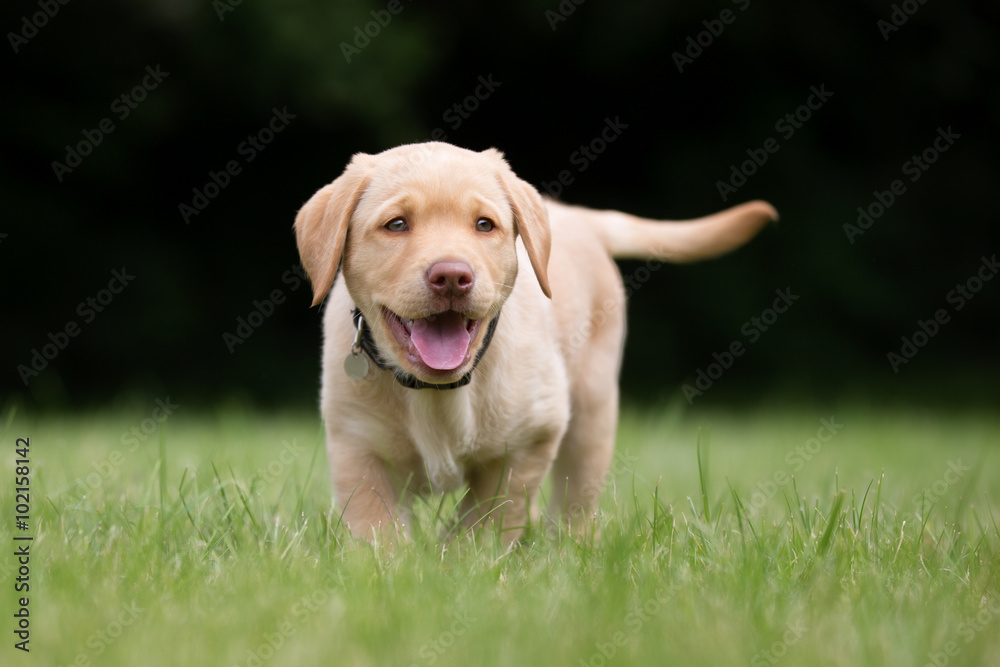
[295,141,776,545]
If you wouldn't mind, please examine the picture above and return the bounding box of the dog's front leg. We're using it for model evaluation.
[331,448,406,546]
[461,439,560,546]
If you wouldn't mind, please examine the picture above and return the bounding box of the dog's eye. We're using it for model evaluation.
[385,217,408,232]
[475,217,495,232]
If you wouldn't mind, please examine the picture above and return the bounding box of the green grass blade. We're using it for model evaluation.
[815,490,846,557]
[696,427,710,523]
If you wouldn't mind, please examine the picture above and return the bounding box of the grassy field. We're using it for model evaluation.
[1,400,998,667]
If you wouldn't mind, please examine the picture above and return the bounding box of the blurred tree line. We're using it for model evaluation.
[3,0,998,410]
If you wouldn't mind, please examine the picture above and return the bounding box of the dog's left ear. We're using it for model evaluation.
[487,149,553,299]
[294,155,371,306]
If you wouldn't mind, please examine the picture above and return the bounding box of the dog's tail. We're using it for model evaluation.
[557,199,778,262]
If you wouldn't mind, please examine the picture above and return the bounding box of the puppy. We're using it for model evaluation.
[294,141,775,545]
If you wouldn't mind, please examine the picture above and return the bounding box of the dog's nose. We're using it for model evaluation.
[426,261,475,297]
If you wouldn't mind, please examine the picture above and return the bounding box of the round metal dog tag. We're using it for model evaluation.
[344,353,369,380]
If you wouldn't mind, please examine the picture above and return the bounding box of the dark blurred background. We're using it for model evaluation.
[3,0,998,411]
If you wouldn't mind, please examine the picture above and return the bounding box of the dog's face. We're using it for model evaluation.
[295,142,552,384]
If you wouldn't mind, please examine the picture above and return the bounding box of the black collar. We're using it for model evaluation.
[351,308,500,390]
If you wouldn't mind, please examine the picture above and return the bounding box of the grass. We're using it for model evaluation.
[1,400,998,666]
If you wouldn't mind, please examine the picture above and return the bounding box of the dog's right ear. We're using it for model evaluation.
[484,148,553,299]
[294,155,371,306]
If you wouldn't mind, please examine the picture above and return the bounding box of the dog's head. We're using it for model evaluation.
[295,142,551,385]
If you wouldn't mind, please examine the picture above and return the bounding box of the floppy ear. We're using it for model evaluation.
[488,150,553,299]
[294,155,371,306]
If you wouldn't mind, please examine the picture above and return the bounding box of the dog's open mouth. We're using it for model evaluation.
[384,308,482,372]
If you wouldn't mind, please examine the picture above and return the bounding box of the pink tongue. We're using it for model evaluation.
[410,312,471,370]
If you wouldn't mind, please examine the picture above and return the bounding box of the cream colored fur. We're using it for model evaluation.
[294,141,776,546]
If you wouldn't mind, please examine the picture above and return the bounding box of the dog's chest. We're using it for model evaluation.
[403,391,531,492]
